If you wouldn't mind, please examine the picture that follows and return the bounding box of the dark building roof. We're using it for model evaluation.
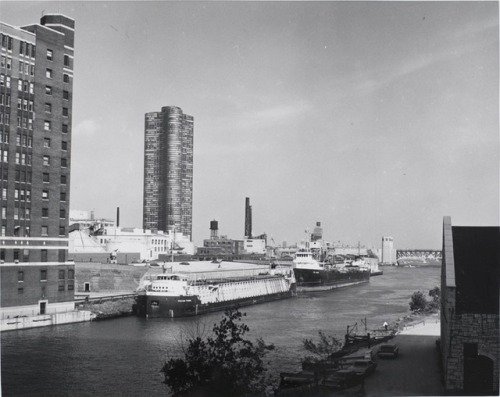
[452,226,500,314]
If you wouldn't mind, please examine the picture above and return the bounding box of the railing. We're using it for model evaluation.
[74,293,136,305]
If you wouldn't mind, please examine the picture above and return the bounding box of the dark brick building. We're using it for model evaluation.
[1,14,76,318]
[440,216,499,395]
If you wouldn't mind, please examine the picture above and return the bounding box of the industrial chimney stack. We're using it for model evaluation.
[244,197,252,239]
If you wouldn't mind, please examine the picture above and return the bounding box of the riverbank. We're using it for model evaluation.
[388,310,440,336]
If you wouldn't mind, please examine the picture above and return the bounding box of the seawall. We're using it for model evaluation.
[1,310,94,332]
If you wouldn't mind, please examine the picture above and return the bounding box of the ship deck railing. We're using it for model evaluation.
[169,268,290,284]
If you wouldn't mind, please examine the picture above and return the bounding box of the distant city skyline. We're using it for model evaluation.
[2,1,497,249]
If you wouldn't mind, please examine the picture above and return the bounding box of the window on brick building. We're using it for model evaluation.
[42,190,49,200]
[43,173,49,183]
[40,269,47,280]
[46,69,52,79]
[46,49,53,61]
[42,208,48,217]
[18,271,24,282]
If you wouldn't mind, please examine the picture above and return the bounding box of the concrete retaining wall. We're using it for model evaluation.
[1,310,94,332]
[75,263,150,292]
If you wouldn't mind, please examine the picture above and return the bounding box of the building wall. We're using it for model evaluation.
[143,112,161,231]
[1,15,74,263]
[143,106,193,240]
[443,312,499,394]
[1,263,74,308]
[244,238,266,254]
[381,236,396,264]
[441,217,500,395]
[0,14,75,316]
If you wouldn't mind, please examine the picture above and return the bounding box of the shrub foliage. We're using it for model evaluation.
[302,330,343,363]
[409,286,441,313]
[161,308,275,397]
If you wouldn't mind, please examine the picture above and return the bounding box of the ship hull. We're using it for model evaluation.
[136,289,294,318]
[294,268,370,292]
[136,274,296,318]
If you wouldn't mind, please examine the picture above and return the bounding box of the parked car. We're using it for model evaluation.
[377,343,400,358]
[321,369,361,389]
[349,359,377,377]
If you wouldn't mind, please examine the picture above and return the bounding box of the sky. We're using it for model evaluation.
[1,1,498,249]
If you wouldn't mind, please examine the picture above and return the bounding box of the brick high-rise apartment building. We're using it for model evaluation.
[0,14,76,319]
[143,106,193,240]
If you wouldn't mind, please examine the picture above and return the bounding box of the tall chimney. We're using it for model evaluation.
[244,197,252,239]
[116,207,120,227]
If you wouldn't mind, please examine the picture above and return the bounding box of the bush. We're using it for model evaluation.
[161,308,275,397]
[409,290,428,312]
[409,286,441,313]
[302,330,343,364]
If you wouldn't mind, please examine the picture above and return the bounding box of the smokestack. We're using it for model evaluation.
[116,207,120,227]
[245,197,252,239]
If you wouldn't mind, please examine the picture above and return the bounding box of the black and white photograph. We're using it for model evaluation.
[0,1,498,396]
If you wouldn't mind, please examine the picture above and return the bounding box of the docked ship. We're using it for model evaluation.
[135,262,296,318]
[293,251,370,292]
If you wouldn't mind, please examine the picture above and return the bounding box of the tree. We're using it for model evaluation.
[409,290,427,312]
[302,331,343,364]
[161,308,275,397]
[427,286,440,311]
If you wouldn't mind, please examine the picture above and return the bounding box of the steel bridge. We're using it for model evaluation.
[396,249,442,260]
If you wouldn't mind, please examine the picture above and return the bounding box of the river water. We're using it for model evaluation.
[1,265,440,396]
